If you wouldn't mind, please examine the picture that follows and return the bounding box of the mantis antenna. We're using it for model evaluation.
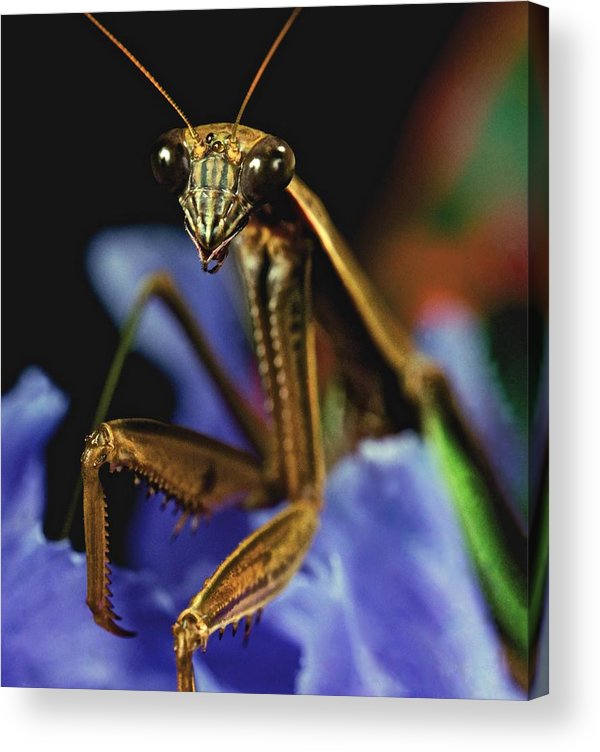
[86,9,301,143]
[85,12,200,144]
[231,7,302,140]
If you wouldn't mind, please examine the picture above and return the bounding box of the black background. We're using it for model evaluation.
[2,5,466,550]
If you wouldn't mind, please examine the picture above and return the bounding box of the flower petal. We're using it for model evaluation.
[2,367,68,546]
[270,435,523,699]
[1,369,226,691]
[84,229,523,698]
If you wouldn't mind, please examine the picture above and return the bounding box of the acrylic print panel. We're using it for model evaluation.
[1,3,548,698]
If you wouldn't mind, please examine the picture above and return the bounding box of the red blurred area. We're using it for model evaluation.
[364,2,548,324]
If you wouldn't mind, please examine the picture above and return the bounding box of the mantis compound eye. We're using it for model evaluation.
[240,136,295,205]
[151,133,190,194]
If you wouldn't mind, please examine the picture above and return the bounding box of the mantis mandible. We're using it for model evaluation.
[79,9,530,692]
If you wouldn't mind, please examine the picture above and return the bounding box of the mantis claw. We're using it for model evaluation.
[81,425,134,638]
[91,607,136,638]
[81,417,270,681]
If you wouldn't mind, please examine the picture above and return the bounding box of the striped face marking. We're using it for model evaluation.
[150,123,296,273]
[181,139,248,271]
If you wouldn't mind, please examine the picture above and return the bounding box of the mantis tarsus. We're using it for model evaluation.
[77,8,539,693]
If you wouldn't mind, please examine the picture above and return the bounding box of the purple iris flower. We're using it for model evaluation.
[1,226,524,698]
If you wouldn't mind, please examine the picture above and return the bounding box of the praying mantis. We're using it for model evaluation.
[71,8,540,693]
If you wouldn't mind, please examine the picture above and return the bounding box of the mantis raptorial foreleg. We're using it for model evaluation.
[237,220,324,501]
[81,418,272,636]
[171,216,325,691]
[173,503,319,692]
[82,214,324,690]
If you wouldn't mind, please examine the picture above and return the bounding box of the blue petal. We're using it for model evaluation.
[85,228,523,698]
[196,607,301,695]
[2,368,68,557]
[1,369,226,691]
[2,537,176,690]
[2,368,67,536]
[416,303,527,514]
[269,435,524,699]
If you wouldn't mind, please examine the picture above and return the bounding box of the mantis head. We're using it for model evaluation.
[86,10,301,274]
[85,8,301,273]
[151,124,296,273]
